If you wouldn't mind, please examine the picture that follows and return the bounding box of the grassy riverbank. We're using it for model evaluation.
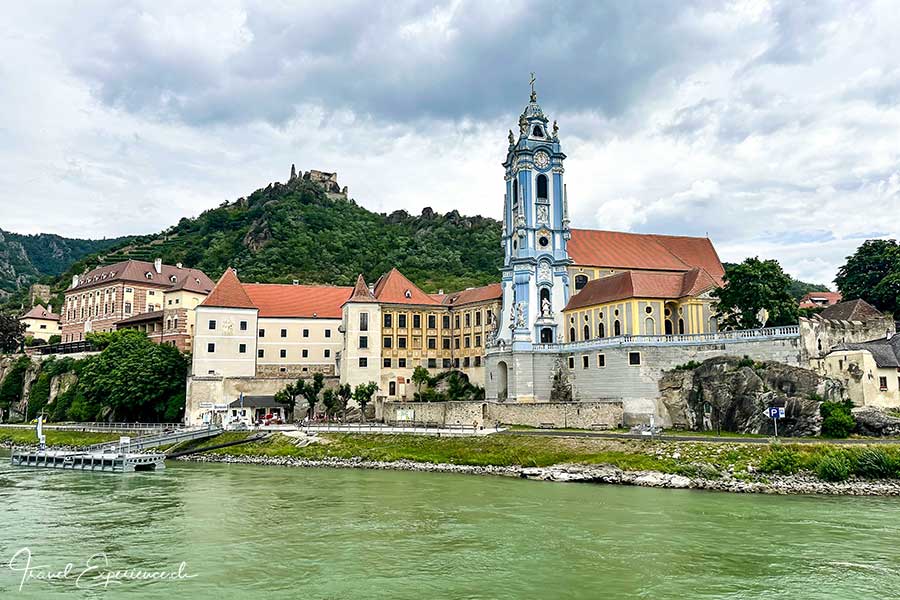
[192,432,900,483]
[0,427,120,447]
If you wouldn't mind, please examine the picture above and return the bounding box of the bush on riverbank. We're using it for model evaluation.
[758,444,900,481]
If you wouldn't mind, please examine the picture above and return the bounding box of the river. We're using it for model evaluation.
[1,453,899,599]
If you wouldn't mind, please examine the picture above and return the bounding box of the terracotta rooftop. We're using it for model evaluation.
[442,283,503,307]
[345,274,376,304]
[243,283,352,318]
[799,291,842,309]
[819,299,883,321]
[567,229,725,281]
[115,309,164,326]
[72,259,214,294]
[564,269,718,312]
[200,268,257,310]
[372,268,442,305]
[20,305,59,321]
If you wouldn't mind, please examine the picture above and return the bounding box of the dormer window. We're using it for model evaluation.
[145,272,153,279]
[532,125,543,137]
[404,289,412,299]
[170,275,177,283]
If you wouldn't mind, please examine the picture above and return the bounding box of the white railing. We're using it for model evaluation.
[528,325,801,352]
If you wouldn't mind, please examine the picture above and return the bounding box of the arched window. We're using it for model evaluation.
[614,320,621,336]
[569,327,576,342]
[532,125,543,137]
[539,287,551,310]
[678,319,685,334]
[512,180,519,211]
[665,320,673,335]
[598,322,605,338]
[583,325,590,340]
[574,275,588,291]
[537,174,548,199]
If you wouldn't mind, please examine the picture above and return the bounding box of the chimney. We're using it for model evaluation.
[154,258,162,274]
[72,274,79,288]
[47,304,52,314]
[176,262,183,269]
[438,289,444,295]
[368,284,375,294]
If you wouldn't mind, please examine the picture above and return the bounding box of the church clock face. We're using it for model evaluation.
[534,150,550,169]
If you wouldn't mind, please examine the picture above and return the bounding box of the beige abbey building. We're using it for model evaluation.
[19,304,62,342]
[185,268,501,425]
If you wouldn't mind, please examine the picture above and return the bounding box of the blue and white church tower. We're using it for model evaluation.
[497,78,572,349]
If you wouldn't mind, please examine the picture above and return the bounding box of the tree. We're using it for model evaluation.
[0,356,30,421]
[77,330,188,422]
[412,366,430,397]
[48,335,61,345]
[713,258,798,329]
[835,239,900,315]
[274,382,299,419]
[352,382,378,422]
[322,388,338,419]
[0,314,25,353]
[275,372,325,421]
[336,383,352,419]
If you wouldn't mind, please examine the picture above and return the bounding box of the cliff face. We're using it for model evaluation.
[659,356,846,436]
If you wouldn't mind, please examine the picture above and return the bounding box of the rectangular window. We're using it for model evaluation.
[208,319,216,330]
[464,336,471,348]
[360,312,369,331]
[384,337,392,348]
[454,338,460,349]
[443,358,452,369]
[475,335,481,347]
[475,311,482,326]
[383,358,392,368]
[384,313,392,327]
[427,337,437,350]
[413,314,421,329]
[302,349,309,358]
[259,328,265,337]
[427,358,437,369]
[568,356,575,369]
[359,357,368,368]
[239,343,246,354]
[359,336,368,349]
[463,357,470,368]
[303,329,309,338]
[258,349,264,358]
[398,314,407,328]
[442,338,451,350]
[389,381,397,396]
[207,343,215,353]
[442,315,450,329]
[240,320,248,331]
[880,376,888,391]
[324,349,331,358]
[474,356,482,367]
[453,358,460,368]
[325,329,331,338]
[124,302,132,314]
[597,354,606,367]
[427,315,436,329]
[281,328,287,338]
[279,349,287,358]
[582,355,589,369]
[398,358,407,368]
[465,313,471,327]
[398,337,407,349]
[455,315,460,329]
[629,352,642,366]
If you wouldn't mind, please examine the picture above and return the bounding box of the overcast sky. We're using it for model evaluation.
[2,1,899,285]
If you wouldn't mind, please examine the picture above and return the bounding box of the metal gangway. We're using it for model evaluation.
[86,424,224,453]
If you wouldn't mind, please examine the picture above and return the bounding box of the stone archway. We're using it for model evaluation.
[497,361,509,402]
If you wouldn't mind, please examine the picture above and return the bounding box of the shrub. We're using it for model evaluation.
[759,444,802,474]
[854,448,897,479]
[674,360,702,371]
[816,452,852,482]
[736,356,755,368]
[48,335,61,345]
[820,399,855,438]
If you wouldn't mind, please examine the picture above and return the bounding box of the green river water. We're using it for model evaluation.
[2,453,900,599]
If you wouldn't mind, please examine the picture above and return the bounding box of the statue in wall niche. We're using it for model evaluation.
[542,297,553,318]
[509,303,517,330]
[519,113,528,135]
[515,302,526,328]
[552,120,559,139]
[537,205,549,225]
[508,129,515,145]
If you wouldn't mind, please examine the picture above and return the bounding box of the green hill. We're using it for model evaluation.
[0,229,129,299]
[2,176,504,313]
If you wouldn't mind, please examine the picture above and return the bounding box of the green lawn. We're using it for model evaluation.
[0,427,120,448]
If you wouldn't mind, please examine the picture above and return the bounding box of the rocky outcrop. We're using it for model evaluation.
[659,356,846,436]
[852,406,900,437]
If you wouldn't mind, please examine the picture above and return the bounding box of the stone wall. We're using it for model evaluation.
[486,334,802,426]
[381,400,624,430]
[256,364,335,378]
[800,315,895,365]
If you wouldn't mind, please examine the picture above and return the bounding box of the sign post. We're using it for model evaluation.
[765,407,785,437]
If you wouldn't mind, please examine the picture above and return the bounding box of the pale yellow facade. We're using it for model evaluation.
[563,297,715,342]
[820,349,900,408]
[21,316,62,340]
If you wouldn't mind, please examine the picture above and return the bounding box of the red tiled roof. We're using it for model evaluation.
[201,268,257,310]
[20,305,59,321]
[564,269,717,312]
[243,284,352,318]
[567,229,725,282]
[372,268,442,305]
[798,291,842,309]
[73,259,214,293]
[442,283,503,307]
[345,274,376,304]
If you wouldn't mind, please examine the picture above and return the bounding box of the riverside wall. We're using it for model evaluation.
[381,400,624,430]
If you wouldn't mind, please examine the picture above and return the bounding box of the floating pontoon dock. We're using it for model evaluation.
[10,449,166,472]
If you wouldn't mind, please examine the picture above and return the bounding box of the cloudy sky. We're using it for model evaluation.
[2,1,899,285]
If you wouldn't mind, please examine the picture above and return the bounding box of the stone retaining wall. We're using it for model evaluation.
[381,400,624,429]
